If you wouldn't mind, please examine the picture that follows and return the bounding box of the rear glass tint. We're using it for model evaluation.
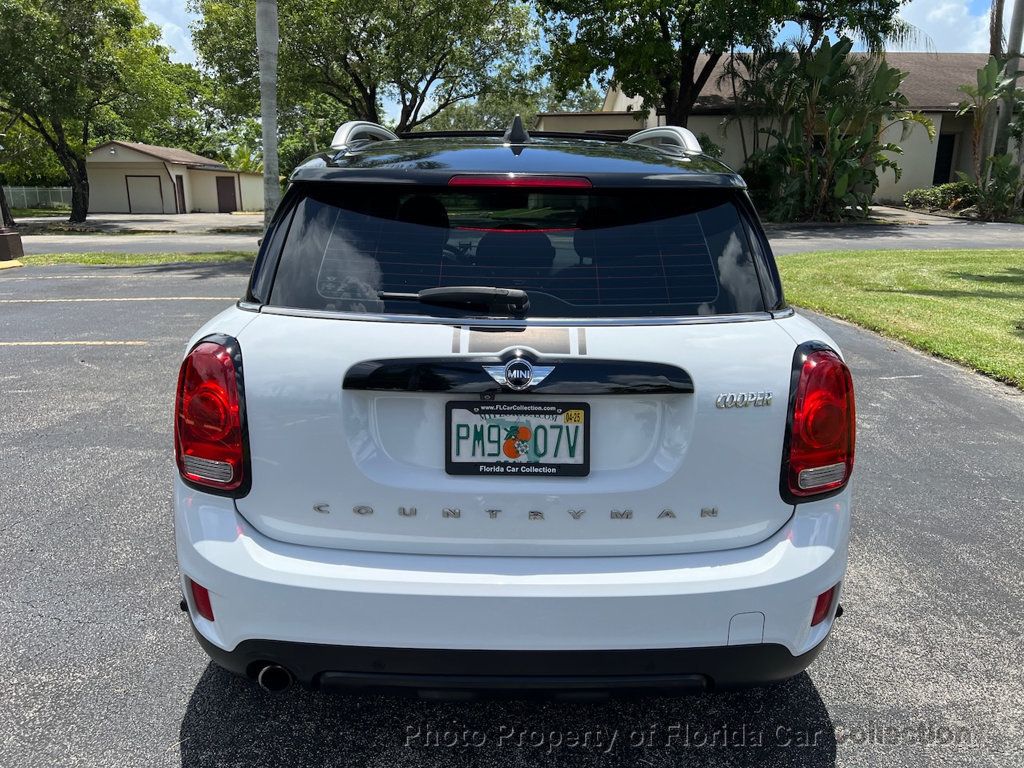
[269,185,765,318]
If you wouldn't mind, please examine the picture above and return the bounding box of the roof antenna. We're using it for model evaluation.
[503,114,530,144]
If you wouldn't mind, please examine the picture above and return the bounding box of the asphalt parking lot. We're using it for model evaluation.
[1,263,1022,767]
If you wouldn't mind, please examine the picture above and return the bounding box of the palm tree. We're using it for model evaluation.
[255,0,280,228]
[991,0,1007,57]
[957,56,1020,178]
[993,0,1024,155]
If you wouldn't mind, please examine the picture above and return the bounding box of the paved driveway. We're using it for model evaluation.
[768,207,1024,255]
[1,264,1022,767]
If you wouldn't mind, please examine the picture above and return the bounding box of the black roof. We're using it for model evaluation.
[289,134,745,189]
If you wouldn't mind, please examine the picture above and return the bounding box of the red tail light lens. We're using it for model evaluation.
[175,340,245,493]
[448,174,592,188]
[811,585,837,626]
[784,347,855,499]
[189,579,215,622]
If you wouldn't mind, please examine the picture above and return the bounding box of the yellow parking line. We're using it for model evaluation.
[0,296,236,303]
[0,341,148,346]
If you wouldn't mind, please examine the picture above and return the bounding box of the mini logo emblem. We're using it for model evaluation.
[483,353,554,391]
[503,359,534,391]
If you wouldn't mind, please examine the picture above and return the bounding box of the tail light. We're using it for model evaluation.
[782,343,855,501]
[175,337,248,494]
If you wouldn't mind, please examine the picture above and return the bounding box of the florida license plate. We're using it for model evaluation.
[445,401,590,477]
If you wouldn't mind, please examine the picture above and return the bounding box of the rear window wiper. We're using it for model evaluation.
[378,286,530,316]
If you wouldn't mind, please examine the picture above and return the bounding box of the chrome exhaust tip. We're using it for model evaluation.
[256,663,294,693]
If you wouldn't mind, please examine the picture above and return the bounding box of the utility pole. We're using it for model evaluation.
[255,0,281,229]
[993,0,1024,156]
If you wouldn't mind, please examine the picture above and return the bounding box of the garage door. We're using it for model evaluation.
[126,176,164,214]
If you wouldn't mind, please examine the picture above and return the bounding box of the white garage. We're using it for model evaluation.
[86,141,264,215]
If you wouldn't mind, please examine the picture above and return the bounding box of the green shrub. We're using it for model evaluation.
[696,133,724,160]
[902,182,978,211]
[747,38,933,222]
[969,155,1023,221]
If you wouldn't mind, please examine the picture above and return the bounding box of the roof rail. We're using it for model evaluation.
[625,126,702,154]
[330,121,399,151]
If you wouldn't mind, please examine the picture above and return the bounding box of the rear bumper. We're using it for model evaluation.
[176,480,849,684]
[192,625,828,692]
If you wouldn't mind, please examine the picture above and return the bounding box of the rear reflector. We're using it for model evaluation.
[811,585,837,626]
[448,174,592,189]
[175,339,246,493]
[784,346,855,500]
[189,579,215,622]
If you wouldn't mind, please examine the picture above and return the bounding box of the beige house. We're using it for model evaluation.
[536,53,989,201]
[87,141,263,214]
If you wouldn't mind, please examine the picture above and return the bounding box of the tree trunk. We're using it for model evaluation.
[991,0,1006,57]
[664,100,691,127]
[69,174,89,223]
[993,0,1024,156]
[0,184,14,228]
[663,52,722,128]
[61,155,89,223]
[35,117,90,223]
[256,0,281,228]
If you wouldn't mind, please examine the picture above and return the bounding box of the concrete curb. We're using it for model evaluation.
[0,260,23,270]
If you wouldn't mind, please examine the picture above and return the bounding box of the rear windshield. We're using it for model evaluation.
[268,184,766,318]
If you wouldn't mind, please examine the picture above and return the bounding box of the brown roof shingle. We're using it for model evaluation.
[93,141,228,168]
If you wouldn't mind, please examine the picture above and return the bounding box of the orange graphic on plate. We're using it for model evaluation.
[503,425,531,459]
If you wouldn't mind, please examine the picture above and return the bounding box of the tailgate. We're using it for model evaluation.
[233,313,797,556]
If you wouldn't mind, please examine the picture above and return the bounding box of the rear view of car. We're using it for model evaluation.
[174,123,854,694]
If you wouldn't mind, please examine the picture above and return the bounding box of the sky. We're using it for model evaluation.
[142,0,1010,67]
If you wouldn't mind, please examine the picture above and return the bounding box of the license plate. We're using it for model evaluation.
[445,401,590,477]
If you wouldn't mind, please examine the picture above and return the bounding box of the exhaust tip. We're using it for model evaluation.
[256,664,294,693]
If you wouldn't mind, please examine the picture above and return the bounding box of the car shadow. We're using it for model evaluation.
[95,261,254,280]
[179,663,836,767]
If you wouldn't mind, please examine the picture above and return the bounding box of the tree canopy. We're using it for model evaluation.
[793,0,912,50]
[538,0,790,127]
[191,0,536,133]
[537,0,912,127]
[0,0,181,221]
[0,120,68,186]
[419,83,603,132]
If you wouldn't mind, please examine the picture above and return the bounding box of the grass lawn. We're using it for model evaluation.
[778,249,1024,389]
[20,251,254,267]
[11,207,70,218]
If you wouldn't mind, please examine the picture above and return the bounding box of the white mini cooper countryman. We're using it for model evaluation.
[175,119,854,694]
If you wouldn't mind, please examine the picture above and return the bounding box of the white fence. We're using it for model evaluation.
[2,186,72,209]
